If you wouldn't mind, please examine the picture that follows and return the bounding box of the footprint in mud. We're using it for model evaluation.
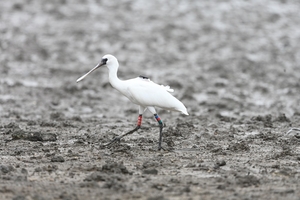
[101,161,131,174]
[12,130,57,142]
[227,141,250,152]
[83,162,131,191]
[0,165,28,182]
[235,175,260,187]
[5,124,57,142]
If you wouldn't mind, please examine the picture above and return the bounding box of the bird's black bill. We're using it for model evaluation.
[76,62,105,83]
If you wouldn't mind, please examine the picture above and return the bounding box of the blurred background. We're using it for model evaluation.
[1,0,300,123]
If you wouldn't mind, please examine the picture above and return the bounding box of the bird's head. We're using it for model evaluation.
[76,54,119,83]
[101,54,119,71]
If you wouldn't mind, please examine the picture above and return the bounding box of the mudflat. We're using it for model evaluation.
[1,1,300,199]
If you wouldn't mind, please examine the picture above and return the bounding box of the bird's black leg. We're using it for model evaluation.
[154,114,164,150]
[104,114,142,147]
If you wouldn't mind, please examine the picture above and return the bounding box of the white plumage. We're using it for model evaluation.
[76,54,188,150]
[119,77,188,114]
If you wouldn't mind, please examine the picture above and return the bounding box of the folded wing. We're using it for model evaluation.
[125,78,188,115]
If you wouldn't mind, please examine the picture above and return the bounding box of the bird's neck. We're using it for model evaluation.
[108,68,124,92]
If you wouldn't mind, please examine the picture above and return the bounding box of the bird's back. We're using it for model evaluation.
[122,77,188,115]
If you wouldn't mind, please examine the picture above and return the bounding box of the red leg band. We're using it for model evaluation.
[137,115,142,126]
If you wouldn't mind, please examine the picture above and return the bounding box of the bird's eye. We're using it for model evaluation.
[101,58,108,64]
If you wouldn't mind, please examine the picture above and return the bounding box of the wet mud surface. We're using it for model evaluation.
[1,1,300,199]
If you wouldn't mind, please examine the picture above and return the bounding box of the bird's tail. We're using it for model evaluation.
[175,102,189,115]
[181,109,189,115]
[160,85,174,93]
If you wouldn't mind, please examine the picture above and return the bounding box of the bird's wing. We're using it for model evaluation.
[124,78,187,114]
[136,76,174,92]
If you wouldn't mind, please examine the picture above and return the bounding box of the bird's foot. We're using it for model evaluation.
[158,145,167,151]
[286,128,300,135]
[102,126,140,148]
[103,137,121,147]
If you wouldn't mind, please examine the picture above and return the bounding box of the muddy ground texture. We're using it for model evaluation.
[1,1,300,199]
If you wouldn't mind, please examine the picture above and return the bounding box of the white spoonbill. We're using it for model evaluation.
[76,54,188,150]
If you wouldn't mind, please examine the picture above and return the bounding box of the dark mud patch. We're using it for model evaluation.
[11,129,57,142]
